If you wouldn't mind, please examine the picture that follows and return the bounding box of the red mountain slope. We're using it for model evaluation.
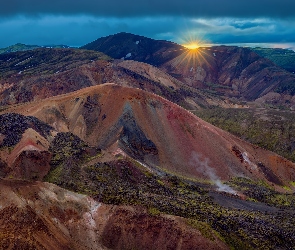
[5,84,295,189]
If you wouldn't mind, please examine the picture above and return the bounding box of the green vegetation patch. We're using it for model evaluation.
[252,47,295,73]
[195,107,295,162]
[228,177,295,208]
[45,147,295,249]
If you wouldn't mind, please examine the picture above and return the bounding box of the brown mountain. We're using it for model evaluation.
[0,48,230,110]
[161,46,295,101]
[3,84,295,189]
[82,33,295,105]
[1,84,295,249]
[0,179,228,250]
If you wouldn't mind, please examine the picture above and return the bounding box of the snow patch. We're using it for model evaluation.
[64,192,85,203]
[213,53,216,57]
[125,53,132,58]
[83,212,96,229]
[135,41,140,45]
[15,56,33,66]
[190,67,194,72]
[89,198,101,215]
[52,217,59,224]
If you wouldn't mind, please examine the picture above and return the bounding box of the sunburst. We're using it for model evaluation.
[171,34,214,73]
[182,42,200,50]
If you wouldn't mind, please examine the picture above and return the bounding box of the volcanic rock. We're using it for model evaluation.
[5,84,295,188]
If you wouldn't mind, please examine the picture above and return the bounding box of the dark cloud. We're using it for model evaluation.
[0,15,295,48]
[0,0,295,49]
[1,0,295,18]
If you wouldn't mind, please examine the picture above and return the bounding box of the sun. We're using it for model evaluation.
[179,31,210,50]
[182,43,200,50]
[170,33,214,73]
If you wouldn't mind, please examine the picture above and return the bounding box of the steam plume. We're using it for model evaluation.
[190,151,236,194]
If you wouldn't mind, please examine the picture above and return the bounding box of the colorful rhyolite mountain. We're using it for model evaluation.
[2,84,295,189]
[0,33,295,249]
[0,84,295,249]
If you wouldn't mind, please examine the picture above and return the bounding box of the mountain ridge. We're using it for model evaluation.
[2,83,295,189]
[0,43,72,54]
[82,33,295,104]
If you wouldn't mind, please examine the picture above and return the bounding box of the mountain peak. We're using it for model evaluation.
[81,32,184,66]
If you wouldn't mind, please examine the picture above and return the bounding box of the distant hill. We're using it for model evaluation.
[252,47,295,73]
[82,33,295,102]
[0,47,221,110]
[81,32,185,66]
[0,43,71,54]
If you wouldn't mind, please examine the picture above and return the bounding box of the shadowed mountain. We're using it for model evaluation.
[0,48,110,104]
[82,33,295,105]
[161,46,295,101]
[81,32,185,66]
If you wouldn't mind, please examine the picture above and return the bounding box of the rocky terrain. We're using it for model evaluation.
[0,87,295,248]
[83,33,295,108]
[3,84,295,188]
[0,33,295,249]
[0,47,232,111]
[1,179,231,250]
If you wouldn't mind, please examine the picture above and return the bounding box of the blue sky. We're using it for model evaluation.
[1,0,295,49]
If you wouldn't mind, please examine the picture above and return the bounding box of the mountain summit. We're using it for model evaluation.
[81,32,185,66]
[83,33,295,104]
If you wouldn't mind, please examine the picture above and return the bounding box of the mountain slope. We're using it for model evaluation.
[0,48,226,110]
[82,33,295,103]
[252,47,295,73]
[81,32,185,66]
[0,43,71,54]
[1,179,229,250]
[161,46,295,100]
[4,84,295,189]
[1,84,295,249]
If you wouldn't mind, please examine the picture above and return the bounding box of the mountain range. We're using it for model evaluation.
[0,32,295,249]
[0,43,71,54]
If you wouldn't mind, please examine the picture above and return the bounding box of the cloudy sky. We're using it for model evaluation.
[1,0,295,49]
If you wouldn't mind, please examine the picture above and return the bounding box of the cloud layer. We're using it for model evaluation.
[0,0,294,48]
[1,0,295,18]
